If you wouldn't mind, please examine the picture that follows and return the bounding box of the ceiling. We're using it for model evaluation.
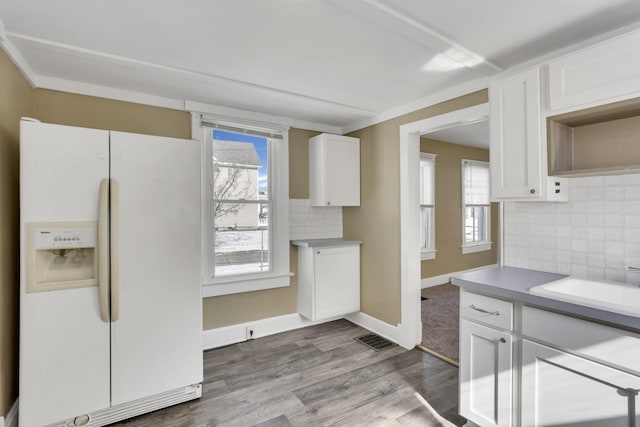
[423,120,489,149]
[2,1,640,130]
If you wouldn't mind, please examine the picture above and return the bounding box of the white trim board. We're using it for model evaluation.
[345,311,404,348]
[202,313,343,351]
[421,264,498,289]
[397,104,490,351]
[202,311,406,351]
[0,400,18,427]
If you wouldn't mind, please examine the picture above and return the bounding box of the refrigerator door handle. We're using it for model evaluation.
[98,178,110,322]
[110,178,120,322]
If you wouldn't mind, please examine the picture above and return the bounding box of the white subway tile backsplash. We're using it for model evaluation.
[289,199,343,240]
[504,173,640,284]
[624,174,640,185]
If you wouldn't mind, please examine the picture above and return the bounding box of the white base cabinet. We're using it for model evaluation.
[297,244,360,321]
[460,320,513,427]
[521,306,640,427]
[521,340,639,427]
[459,290,514,427]
[459,289,640,427]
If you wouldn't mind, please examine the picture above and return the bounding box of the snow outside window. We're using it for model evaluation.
[198,117,290,297]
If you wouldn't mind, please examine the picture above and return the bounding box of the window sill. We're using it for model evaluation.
[461,242,492,255]
[421,250,437,261]
[202,272,293,297]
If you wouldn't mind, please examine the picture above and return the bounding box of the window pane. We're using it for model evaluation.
[214,202,270,276]
[420,206,433,250]
[212,130,268,200]
[465,206,488,243]
[420,159,434,205]
[211,129,270,277]
[464,162,490,205]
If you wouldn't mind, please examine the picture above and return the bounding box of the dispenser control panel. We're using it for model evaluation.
[34,225,97,249]
[26,221,98,293]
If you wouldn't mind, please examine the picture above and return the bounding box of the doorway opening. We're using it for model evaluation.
[398,103,499,362]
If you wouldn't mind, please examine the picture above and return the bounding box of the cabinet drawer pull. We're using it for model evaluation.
[499,338,506,343]
[470,304,500,316]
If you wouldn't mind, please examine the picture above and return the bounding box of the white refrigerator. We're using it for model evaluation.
[19,120,203,427]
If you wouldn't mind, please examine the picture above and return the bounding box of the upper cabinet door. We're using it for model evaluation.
[549,29,640,113]
[309,133,360,206]
[490,68,543,200]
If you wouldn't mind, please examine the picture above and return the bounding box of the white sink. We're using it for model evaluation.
[529,277,640,318]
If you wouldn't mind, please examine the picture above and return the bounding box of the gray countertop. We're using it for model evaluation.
[451,266,640,331]
[291,238,363,248]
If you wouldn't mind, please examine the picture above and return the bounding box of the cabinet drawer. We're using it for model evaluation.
[523,306,640,374]
[460,290,513,331]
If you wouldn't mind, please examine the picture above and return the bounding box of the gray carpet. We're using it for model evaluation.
[421,283,459,362]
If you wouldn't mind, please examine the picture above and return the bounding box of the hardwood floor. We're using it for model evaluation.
[112,320,466,427]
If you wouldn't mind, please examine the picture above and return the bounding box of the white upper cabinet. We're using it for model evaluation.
[549,29,640,113]
[490,68,544,200]
[490,68,568,201]
[309,133,360,206]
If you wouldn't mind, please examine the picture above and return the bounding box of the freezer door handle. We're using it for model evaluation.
[98,178,110,322]
[110,178,120,322]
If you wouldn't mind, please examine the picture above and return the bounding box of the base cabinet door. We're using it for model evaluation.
[297,244,360,321]
[521,340,640,427]
[460,320,513,427]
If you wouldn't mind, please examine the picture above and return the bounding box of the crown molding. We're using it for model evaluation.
[341,77,489,134]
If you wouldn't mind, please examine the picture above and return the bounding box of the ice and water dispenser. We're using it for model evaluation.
[26,222,98,292]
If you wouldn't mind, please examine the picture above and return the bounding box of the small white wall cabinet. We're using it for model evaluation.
[489,68,567,201]
[459,290,513,427]
[309,133,360,206]
[548,29,640,112]
[297,244,360,321]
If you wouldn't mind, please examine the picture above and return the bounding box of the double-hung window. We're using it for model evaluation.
[461,159,491,254]
[420,153,436,260]
[197,115,290,297]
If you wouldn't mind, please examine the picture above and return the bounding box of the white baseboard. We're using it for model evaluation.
[421,264,498,289]
[202,310,407,352]
[0,400,18,427]
[345,311,401,346]
[202,312,342,350]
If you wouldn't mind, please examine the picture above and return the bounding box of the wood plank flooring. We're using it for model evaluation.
[111,320,466,427]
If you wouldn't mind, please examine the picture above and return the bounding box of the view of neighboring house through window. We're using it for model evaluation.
[461,159,491,254]
[211,130,270,277]
[200,117,290,297]
[420,153,436,260]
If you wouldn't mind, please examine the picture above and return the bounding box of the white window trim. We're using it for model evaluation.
[421,250,437,261]
[461,159,492,255]
[420,153,436,260]
[192,113,291,297]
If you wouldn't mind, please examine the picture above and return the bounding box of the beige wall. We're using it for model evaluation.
[419,138,498,278]
[344,90,488,325]
[0,48,33,416]
[32,89,191,139]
